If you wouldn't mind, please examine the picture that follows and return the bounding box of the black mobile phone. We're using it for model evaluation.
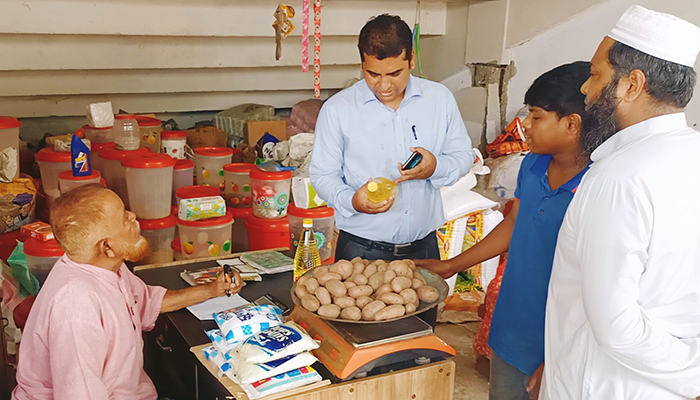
[401,151,423,170]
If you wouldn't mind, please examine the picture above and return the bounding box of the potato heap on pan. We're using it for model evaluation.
[295,257,440,322]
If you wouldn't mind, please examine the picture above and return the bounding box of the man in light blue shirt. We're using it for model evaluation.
[310,14,474,262]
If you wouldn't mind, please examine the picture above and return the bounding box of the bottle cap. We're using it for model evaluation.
[367,181,378,192]
[302,218,313,228]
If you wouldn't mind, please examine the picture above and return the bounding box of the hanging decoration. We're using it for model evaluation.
[413,1,425,78]
[273,4,296,61]
[313,0,322,98]
[301,0,311,72]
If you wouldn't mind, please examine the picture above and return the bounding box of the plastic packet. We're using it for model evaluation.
[235,321,319,364]
[231,350,317,384]
[240,365,322,400]
[205,329,238,358]
[213,304,284,345]
[202,345,236,380]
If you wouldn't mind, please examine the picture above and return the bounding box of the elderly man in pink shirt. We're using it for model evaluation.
[12,184,242,400]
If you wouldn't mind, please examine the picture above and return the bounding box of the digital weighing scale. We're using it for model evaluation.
[290,307,457,381]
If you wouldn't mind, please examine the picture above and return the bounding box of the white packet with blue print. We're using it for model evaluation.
[231,350,317,384]
[202,345,236,380]
[240,365,322,400]
[214,304,284,345]
[235,321,319,364]
[205,328,239,357]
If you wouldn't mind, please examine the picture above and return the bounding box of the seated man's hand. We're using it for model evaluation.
[352,180,395,214]
[209,270,243,298]
[395,147,437,183]
[414,259,455,279]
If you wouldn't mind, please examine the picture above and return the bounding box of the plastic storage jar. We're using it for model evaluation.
[58,170,102,194]
[24,237,64,284]
[99,147,151,209]
[194,147,233,191]
[91,141,115,174]
[171,237,184,261]
[82,124,113,143]
[35,148,72,206]
[229,207,252,253]
[161,131,187,159]
[177,212,233,259]
[172,159,194,205]
[175,185,219,207]
[223,163,255,208]
[123,153,175,220]
[287,203,335,261]
[244,215,290,251]
[138,214,177,265]
[249,168,292,219]
[0,116,21,181]
[115,115,162,153]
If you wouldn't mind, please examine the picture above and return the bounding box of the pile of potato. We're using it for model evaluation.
[294,257,440,322]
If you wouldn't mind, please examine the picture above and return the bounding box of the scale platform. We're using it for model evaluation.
[290,307,456,380]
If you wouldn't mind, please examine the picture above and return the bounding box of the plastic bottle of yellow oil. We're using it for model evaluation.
[293,218,322,281]
[366,177,398,203]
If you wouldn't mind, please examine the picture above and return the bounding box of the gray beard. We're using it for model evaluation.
[581,80,621,156]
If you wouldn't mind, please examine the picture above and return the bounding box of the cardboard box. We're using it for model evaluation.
[244,120,287,147]
[21,221,54,241]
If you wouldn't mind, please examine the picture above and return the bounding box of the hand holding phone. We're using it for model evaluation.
[401,151,423,170]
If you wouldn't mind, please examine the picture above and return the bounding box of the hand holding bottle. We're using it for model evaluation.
[352,179,396,214]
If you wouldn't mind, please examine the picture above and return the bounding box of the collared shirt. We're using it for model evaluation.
[310,75,474,244]
[489,153,588,376]
[13,255,167,400]
[543,113,700,399]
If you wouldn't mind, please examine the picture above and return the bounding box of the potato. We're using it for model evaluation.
[297,275,310,287]
[334,296,356,309]
[368,271,386,290]
[352,262,365,276]
[349,273,369,286]
[383,270,397,284]
[305,277,319,293]
[318,304,341,319]
[361,300,387,321]
[340,306,362,321]
[362,263,378,278]
[391,276,413,293]
[350,257,363,265]
[330,260,353,280]
[388,260,412,278]
[417,285,439,303]
[315,287,332,305]
[301,294,320,312]
[375,259,388,266]
[376,264,388,272]
[362,259,371,266]
[325,279,348,298]
[411,279,425,290]
[355,296,373,309]
[405,302,417,313]
[400,288,419,306]
[294,284,310,299]
[379,293,405,305]
[317,272,342,286]
[374,305,406,321]
[348,285,373,298]
[343,280,357,289]
[404,259,416,270]
[413,272,427,284]
[314,266,331,279]
[374,284,394,297]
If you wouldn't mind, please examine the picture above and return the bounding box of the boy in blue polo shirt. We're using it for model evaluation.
[416,61,591,400]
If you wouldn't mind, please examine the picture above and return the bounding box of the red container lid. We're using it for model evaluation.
[244,215,289,231]
[0,116,21,129]
[91,141,115,152]
[177,212,233,227]
[171,205,178,216]
[114,115,161,127]
[99,146,151,161]
[194,147,234,157]
[58,170,101,181]
[174,159,195,170]
[228,207,253,219]
[24,238,64,257]
[249,167,293,181]
[138,214,177,231]
[171,236,181,252]
[122,153,176,169]
[82,124,112,131]
[224,163,256,174]
[35,148,71,163]
[287,203,334,218]
[161,131,187,139]
[176,185,219,200]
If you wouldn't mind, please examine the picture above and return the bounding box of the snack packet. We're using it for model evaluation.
[213,304,284,345]
[231,350,317,384]
[235,321,319,364]
[240,366,322,400]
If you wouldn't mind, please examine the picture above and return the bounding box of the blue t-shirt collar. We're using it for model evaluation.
[530,153,590,193]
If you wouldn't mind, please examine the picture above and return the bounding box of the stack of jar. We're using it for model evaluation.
[174,184,232,261]
[244,167,293,252]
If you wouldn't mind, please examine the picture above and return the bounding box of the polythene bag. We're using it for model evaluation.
[7,241,39,297]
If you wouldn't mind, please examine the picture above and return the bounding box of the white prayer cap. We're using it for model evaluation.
[608,5,700,68]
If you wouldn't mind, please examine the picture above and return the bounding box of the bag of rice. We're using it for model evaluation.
[202,345,235,380]
[231,350,317,384]
[235,321,319,364]
[214,304,284,345]
[205,329,238,358]
[240,365,322,400]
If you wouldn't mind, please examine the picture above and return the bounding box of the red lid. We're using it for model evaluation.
[23,238,64,257]
[0,116,21,129]
[98,146,151,161]
[91,141,115,152]
[287,203,334,218]
[177,211,233,227]
[171,205,178,216]
[122,153,176,169]
[224,163,256,173]
[74,128,84,138]
[58,170,101,181]
[161,131,187,139]
[228,207,253,219]
[114,115,161,127]
[82,124,112,131]
[174,159,194,170]
[176,185,220,200]
[249,167,293,181]
[171,236,181,252]
[138,214,177,230]
[244,215,289,230]
[35,148,72,163]
[194,147,234,157]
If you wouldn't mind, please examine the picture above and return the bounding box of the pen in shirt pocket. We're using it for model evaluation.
[411,125,417,140]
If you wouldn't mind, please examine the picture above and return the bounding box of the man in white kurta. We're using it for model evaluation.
[543,6,700,400]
